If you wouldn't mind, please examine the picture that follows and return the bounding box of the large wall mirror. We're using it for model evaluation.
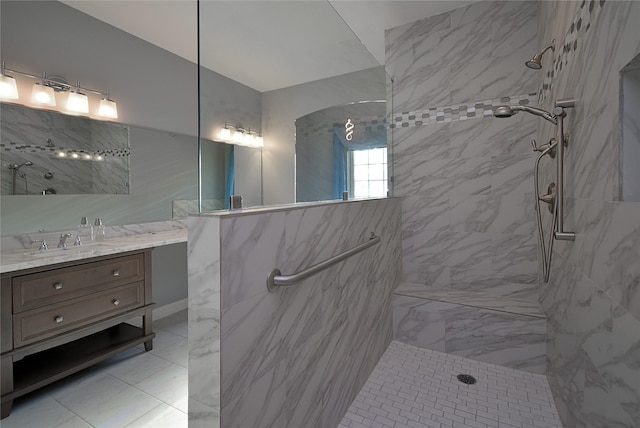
[0,0,234,235]
[1,0,387,236]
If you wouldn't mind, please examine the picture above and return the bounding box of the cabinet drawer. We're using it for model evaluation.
[12,254,145,312]
[14,282,144,347]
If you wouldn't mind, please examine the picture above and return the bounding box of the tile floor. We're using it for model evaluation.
[337,341,563,428]
[2,310,189,428]
[3,312,563,428]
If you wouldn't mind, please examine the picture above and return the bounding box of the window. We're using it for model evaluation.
[349,147,387,198]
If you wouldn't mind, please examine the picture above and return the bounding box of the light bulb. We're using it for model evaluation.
[98,98,118,118]
[57,151,66,158]
[83,154,92,160]
[255,135,264,147]
[71,153,79,158]
[95,155,103,161]
[233,129,244,143]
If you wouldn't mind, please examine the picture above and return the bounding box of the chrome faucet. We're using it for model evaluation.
[57,233,73,248]
[33,239,48,251]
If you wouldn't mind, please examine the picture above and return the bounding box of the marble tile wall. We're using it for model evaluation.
[392,294,546,374]
[621,56,640,202]
[386,1,541,302]
[188,198,402,428]
[536,1,640,426]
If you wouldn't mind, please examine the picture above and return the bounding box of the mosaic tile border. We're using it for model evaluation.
[389,93,538,129]
[539,0,606,102]
[1,142,130,158]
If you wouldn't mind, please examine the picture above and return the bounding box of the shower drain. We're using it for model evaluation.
[456,374,477,385]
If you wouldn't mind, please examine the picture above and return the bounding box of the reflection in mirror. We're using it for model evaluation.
[296,101,387,202]
[0,123,229,235]
[1,0,388,235]
[0,0,240,235]
[1,104,130,196]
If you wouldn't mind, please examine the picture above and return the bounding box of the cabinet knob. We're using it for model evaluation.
[113,269,120,277]
[54,282,63,290]
[55,315,64,323]
[112,299,120,306]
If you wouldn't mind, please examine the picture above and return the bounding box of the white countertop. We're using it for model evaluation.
[0,228,187,273]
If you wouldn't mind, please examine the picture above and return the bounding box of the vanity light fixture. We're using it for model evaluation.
[217,123,264,148]
[0,60,118,118]
[0,61,19,99]
[31,72,56,106]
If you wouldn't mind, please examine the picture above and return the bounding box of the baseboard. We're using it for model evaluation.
[127,298,187,327]
[154,298,188,320]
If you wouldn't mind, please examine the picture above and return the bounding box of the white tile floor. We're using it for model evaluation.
[1,311,189,428]
[3,312,563,428]
[338,341,563,428]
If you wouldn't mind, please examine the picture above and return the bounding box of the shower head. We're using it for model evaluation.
[493,105,558,125]
[525,40,555,70]
[494,106,517,118]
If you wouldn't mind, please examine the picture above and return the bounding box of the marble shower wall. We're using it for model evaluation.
[393,293,546,374]
[536,1,640,427]
[188,198,402,428]
[386,1,541,301]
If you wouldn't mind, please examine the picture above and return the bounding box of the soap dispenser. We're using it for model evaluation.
[94,218,106,241]
[79,216,94,241]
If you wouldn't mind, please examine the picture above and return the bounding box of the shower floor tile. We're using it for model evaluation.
[338,341,563,428]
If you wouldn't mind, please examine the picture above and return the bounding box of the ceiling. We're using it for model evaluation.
[61,1,479,93]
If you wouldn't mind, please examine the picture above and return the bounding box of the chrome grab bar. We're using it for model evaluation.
[553,98,575,241]
[266,232,380,292]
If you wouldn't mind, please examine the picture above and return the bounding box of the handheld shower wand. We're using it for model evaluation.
[493,105,558,125]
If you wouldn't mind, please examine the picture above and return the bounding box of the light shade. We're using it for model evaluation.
[31,82,56,106]
[254,135,264,147]
[233,129,244,143]
[219,126,231,140]
[98,98,118,118]
[66,90,89,114]
[0,74,19,99]
[243,133,255,146]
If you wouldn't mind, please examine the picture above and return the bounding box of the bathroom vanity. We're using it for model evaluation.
[0,226,187,419]
[1,250,153,419]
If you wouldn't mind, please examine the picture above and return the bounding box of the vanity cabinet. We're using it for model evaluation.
[0,249,154,419]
